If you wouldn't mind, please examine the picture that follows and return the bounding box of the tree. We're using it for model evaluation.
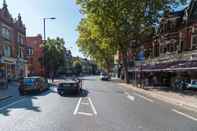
[72,59,82,76]
[43,37,65,80]
[76,0,187,83]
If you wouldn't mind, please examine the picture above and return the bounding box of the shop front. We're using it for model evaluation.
[0,56,16,82]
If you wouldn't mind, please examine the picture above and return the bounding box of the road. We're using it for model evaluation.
[0,76,197,131]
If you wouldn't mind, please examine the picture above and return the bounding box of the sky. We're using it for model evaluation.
[5,0,84,57]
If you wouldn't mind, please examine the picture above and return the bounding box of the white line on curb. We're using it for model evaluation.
[172,109,197,121]
[88,97,97,115]
[127,95,135,101]
[125,92,135,101]
[0,98,26,111]
[134,93,154,103]
[78,112,93,116]
[73,98,82,115]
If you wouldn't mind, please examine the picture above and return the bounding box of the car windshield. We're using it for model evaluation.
[23,78,36,86]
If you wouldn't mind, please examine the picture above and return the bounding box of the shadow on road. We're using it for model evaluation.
[0,89,55,116]
[60,89,89,98]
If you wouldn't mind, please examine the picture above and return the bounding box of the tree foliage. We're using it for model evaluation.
[76,0,187,82]
[43,37,65,77]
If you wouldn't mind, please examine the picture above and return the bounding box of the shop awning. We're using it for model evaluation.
[130,60,197,72]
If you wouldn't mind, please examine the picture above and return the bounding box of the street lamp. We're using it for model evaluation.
[43,17,56,41]
[42,17,56,78]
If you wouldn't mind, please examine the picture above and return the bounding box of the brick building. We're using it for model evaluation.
[0,0,26,83]
[25,34,44,76]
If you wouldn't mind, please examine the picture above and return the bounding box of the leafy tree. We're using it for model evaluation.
[76,0,187,83]
[43,37,65,80]
[72,59,82,76]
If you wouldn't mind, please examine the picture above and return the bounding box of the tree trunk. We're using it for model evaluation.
[122,51,129,83]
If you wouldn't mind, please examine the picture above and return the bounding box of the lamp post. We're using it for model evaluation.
[43,17,56,41]
[42,17,56,78]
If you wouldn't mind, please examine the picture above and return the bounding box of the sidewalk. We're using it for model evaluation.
[117,80,197,112]
[0,82,19,101]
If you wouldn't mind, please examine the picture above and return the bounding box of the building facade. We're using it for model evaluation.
[0,0,26,83]
[25,34,44,76]
[131,0,197,86]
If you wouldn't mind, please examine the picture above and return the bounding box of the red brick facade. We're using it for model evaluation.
[25,35,44,76]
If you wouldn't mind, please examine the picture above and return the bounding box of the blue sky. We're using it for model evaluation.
[5,0,83,57]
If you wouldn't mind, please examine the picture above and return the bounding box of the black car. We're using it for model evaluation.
[57,78,82,96]
[19,76,48,95]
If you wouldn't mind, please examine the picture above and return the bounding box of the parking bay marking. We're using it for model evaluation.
[172,109,197,121]
[73,97,97,116]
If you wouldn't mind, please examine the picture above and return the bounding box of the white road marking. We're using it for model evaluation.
[78,112,93,116]
[81,102,89,105]
[172,109,197,121]
[125,92,135,101]
[0,98,26,111]
[88,97,98,115]
[127,95,135,101]
[73,98,82,115]
[134,93,154,103]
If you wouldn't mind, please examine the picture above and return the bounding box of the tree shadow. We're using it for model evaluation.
[0,89,55,116]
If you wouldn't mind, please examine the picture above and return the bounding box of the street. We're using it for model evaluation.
[0,76,197,131]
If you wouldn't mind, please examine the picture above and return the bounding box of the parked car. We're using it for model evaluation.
[19,76,48,95]
[57,78,82,96]
[100,73,111,81]
[174,80,185,90]
[186,80,197,90]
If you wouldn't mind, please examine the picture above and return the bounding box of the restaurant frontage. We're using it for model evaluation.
[129,59,197,87]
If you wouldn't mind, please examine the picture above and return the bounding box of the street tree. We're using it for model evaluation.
[43,37,65,81]
[76,0,187,83]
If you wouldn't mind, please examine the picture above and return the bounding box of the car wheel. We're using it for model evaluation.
[59,91,64,96]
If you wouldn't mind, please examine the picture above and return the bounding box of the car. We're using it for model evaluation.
[57,78,82,96]
[18,76,48,95]
[100,73,111,81]
[174,80,184,90]
[186,80,197,90]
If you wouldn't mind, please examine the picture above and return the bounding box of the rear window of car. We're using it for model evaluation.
[23,78,36,86]
[192,81,197,85]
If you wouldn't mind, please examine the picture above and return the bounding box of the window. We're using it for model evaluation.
[2,27,11,40]
[17,34,24,44]
[28,48,33,56]
[192,35,197,49]
[4,45,11,57]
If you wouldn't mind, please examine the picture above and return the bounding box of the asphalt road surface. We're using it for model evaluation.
[0,76,197,131]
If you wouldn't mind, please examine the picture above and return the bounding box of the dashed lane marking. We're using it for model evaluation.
[172,109,197,121]
[134,93,154,103]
